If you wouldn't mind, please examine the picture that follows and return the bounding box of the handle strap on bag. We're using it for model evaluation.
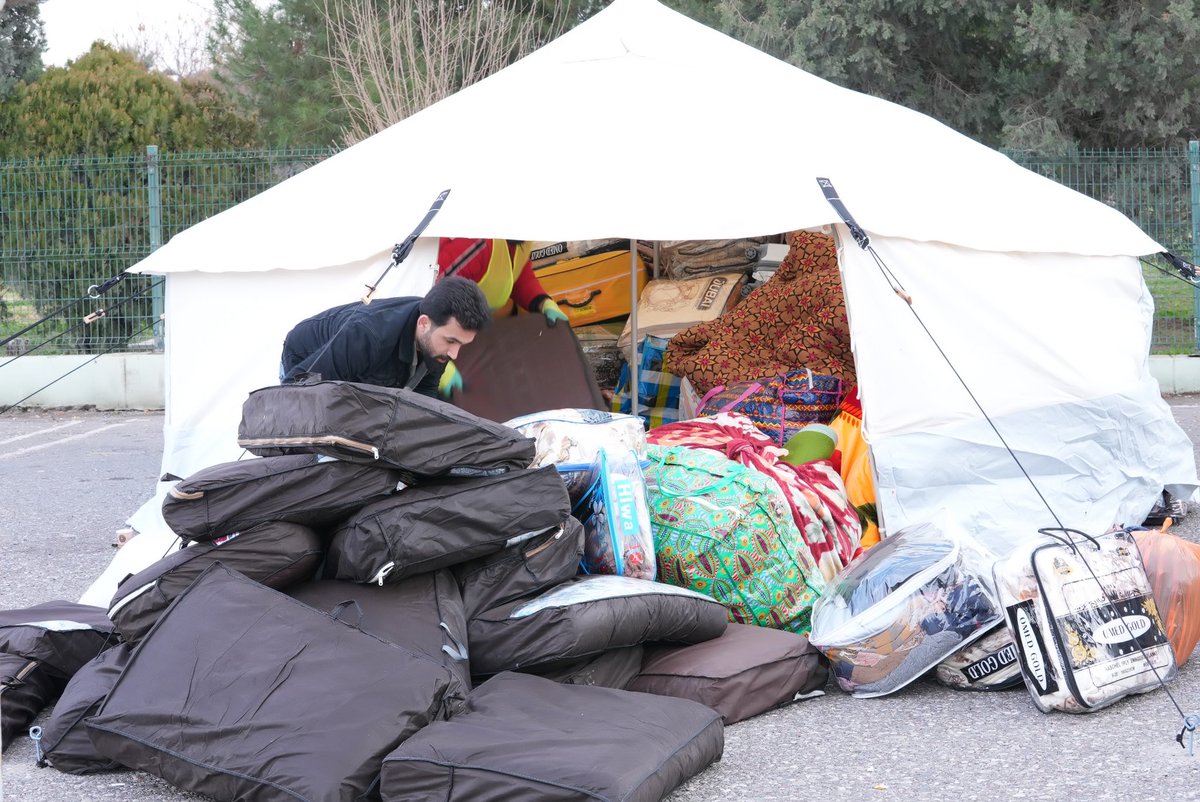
[1036,526,1101,554]
[698,381,764,414]
[560,289,602,309]
[330,599,366,628]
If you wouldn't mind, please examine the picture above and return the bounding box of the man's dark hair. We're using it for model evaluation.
[420,275,492,331]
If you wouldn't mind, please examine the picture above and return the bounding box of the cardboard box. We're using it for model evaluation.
[617,271,746,348]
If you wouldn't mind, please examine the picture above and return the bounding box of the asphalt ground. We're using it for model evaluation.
[2,401,1200,801]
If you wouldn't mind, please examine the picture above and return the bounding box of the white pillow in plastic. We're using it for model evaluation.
[504,409,647,503]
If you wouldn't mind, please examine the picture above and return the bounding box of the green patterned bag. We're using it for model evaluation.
[644,444,825,635]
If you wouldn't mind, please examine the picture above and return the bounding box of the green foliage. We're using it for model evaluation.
[0,147,334,353]
[0,0,45,100]
[0,44,265,350]
[705,0,1200,150]
[0,152,155,352]
[0,43,259,158]
[1009,2,1200,149]
[209,0,350,147]
[705,0,1016,146]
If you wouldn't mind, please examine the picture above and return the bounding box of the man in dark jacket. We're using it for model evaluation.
[279,276,491,398]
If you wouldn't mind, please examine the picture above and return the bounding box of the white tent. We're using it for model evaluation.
[84,0,1197,604]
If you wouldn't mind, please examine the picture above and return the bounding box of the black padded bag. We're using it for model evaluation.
[453,517,585,622]
[0,601,115,749]
[86,564,460,802]
[287,571,471,713]
[0,601,115,679]
[468,575,729,676]
[380,671,725,802]
[628,622,829,723]
[161,453,405,542]
[237,380,536,477]
[1,653,58,750]
[108,520,324,644]
[325,466,570,584]
[34,643,132,774]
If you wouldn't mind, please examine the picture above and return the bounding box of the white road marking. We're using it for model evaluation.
[1,421,137,459]
[0,418,84,445]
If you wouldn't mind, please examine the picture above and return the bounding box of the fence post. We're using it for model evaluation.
[147,144,164,348]
[1190,141,1200,353]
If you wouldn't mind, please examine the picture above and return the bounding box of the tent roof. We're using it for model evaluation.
[132,0,1161,275]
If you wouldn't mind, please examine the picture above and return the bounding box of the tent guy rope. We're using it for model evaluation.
[0,273,129,353]
[818,176,1199,750]
[816,177,1067,529]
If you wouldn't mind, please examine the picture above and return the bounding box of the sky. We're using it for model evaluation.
[38,0,221,68]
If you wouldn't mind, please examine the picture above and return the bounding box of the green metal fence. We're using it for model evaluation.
[1006,146,1197,353]
[0,147,335,355]
[2,144,1199,356]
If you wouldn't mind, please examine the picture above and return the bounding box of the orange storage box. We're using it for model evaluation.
[533,250,648,327]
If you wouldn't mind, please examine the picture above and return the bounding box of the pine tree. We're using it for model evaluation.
[209,0,350,148]
[0,0,46,100]
[708,0,1200,150]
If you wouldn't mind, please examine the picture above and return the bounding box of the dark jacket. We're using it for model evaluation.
[280,296,442,397]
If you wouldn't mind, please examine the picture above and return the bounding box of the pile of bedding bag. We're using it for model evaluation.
[12,379,1195,801]
[7,380,837,802]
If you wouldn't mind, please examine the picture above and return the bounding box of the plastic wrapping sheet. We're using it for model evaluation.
[573,449,655,580]
[841,239,1198,558]
[809,518,1002,697]
[868,393,1198,558]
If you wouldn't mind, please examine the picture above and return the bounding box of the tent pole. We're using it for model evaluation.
[629,241,640,423]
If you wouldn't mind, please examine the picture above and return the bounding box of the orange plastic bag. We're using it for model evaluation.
[1132,525,1200,667]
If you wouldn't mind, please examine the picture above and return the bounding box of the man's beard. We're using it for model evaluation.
[415,327,448,367]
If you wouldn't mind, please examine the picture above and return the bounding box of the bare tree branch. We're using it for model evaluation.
[111,0,214,78]
[323,1,566,145]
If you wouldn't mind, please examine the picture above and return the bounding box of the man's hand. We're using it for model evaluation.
[541,298,569,327]
[438,360,463,398]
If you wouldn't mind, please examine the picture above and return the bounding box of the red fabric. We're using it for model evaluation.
[437,238,548,312]
[648,412,862,581]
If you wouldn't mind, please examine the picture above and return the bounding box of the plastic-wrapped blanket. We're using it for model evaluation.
[809,519,1001,697]
[992,527,1177,713]
[648,412,860,581]
[572,448,655,580]
[644,444,826,635]
[934,623,1022,691]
